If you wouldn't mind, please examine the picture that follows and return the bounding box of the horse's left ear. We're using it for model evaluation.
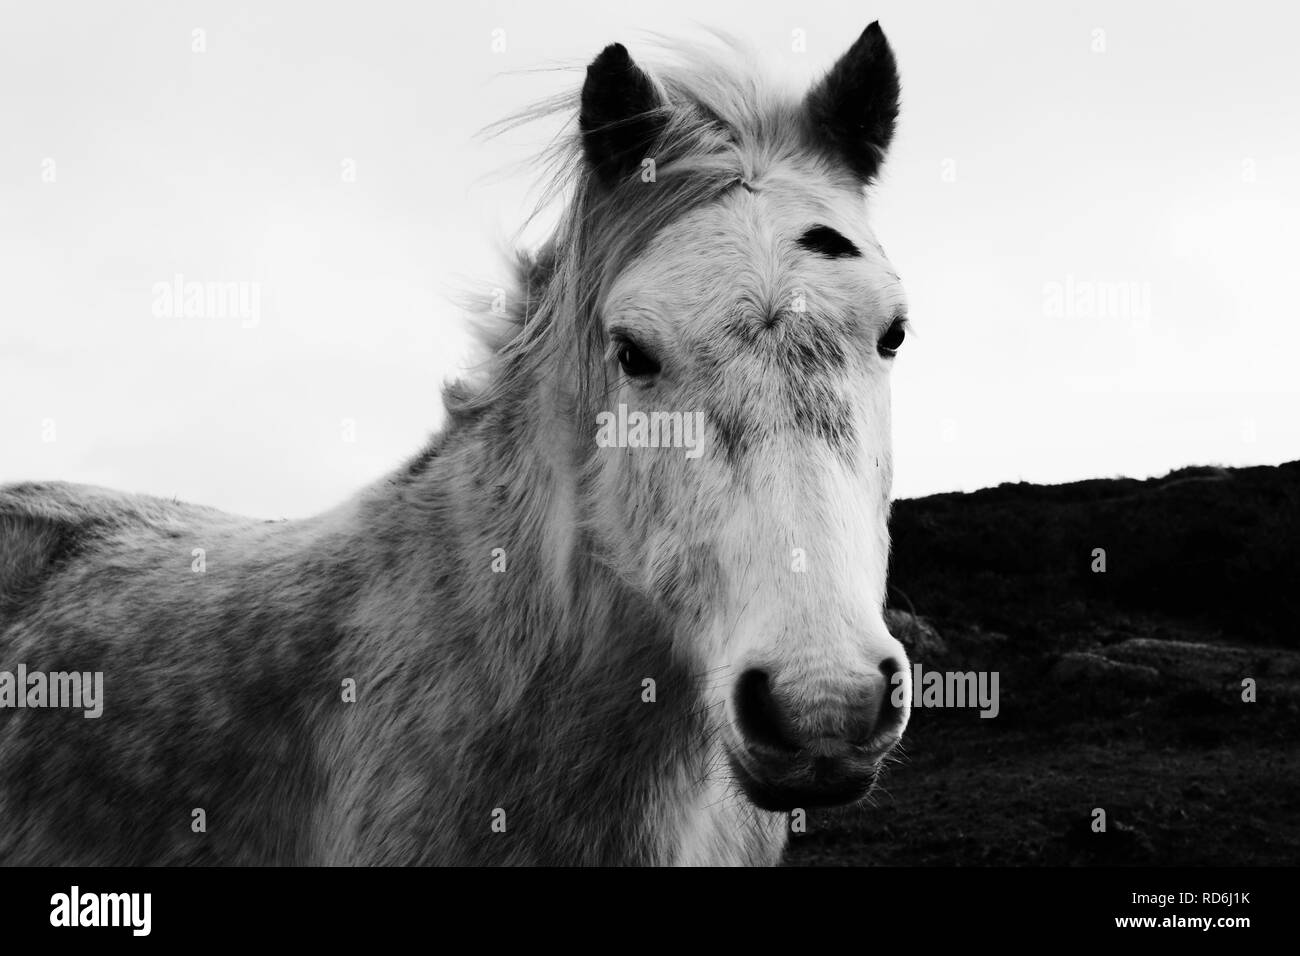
[804,21,900,182]
[580,43,667,188]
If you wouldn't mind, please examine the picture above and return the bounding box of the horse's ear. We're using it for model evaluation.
[580,43,666,187]
[804,21,900,182]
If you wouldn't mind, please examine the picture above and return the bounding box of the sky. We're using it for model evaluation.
[2,0,1297,518]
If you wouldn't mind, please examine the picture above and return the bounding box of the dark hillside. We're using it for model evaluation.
[787,461,1300,866]
[888,461,1300,648]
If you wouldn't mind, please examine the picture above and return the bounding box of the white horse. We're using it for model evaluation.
[0,22,911,865]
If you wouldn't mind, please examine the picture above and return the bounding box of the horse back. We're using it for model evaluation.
[2,482,209,619]
[0,481,343,865]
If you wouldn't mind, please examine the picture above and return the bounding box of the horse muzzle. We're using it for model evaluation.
[726,663,908,811]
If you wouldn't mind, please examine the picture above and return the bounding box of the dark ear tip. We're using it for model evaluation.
[588,42,632,74]
[861,21,891,50]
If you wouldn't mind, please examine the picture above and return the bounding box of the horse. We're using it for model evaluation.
[0,21,912,866]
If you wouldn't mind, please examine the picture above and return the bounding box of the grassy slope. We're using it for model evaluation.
[786,461,1300,865]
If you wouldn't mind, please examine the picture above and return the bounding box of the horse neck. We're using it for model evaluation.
[399,358,620,661]
[385,375,698,859]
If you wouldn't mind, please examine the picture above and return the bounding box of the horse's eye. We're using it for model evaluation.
[616,340,660,378]
[878,319,906,357]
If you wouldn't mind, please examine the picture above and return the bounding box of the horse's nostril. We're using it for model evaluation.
[839,658,907,747]
[871,656,908,739]
[734,669,800,753]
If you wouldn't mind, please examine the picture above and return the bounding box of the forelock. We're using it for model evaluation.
[445,33,833,421]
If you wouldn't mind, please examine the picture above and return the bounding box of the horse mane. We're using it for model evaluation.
[440,32,822,428]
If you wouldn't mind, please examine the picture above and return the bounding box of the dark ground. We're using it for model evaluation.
[786,460,1300,866]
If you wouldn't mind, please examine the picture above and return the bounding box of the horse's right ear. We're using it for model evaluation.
[580,43,666,188]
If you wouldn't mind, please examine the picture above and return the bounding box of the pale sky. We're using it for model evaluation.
[2,0,1296,518]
